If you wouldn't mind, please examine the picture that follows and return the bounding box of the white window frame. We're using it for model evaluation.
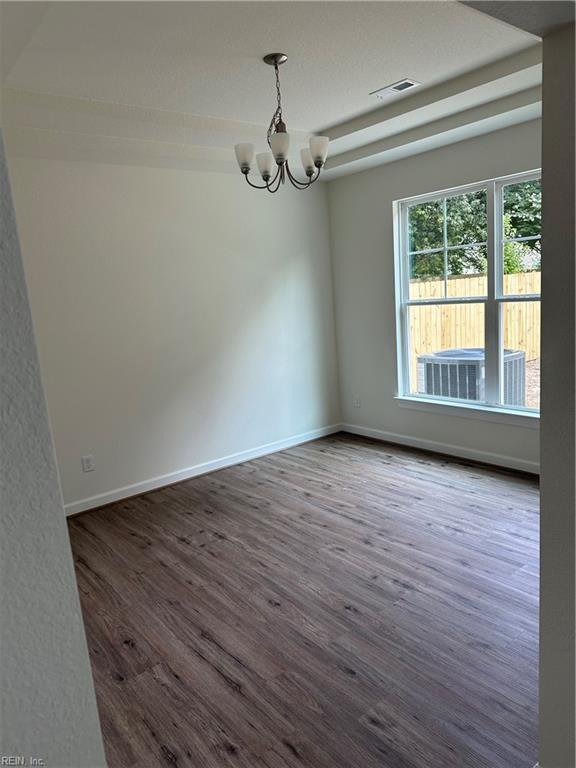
[394,170,541,425]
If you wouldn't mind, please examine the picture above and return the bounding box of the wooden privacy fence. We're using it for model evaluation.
[409,272,541,386]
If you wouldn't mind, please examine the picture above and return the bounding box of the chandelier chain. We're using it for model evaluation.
[266,63,283,148]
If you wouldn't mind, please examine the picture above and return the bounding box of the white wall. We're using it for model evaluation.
[7,157,340,512]
[0,133,106,766]
[539,22,575,768]
[328,120,541,473]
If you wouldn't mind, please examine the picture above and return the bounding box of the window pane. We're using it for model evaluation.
[501,301,540,410]
[447,245,487,297]
[446,190,487,246]
[409,252,445,299]
[408,200,443,252]
[502,238,541,296]
[502,179,541,296]
[503,179,541,239]
[408,304,485,402]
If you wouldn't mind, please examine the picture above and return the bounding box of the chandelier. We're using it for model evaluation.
[234,54,330,192]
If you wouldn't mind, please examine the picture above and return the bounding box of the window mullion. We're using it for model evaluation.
[443,198,448,297]
[397,202,411,396]
[485,181,501,405]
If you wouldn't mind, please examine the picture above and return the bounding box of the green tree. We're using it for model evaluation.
[409,181,541,279]
[503,180,541,251]
[408,200,443,254]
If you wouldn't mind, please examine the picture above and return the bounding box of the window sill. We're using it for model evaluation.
[395,395,539,429]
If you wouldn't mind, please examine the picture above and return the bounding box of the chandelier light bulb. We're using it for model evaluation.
[270,131,290,164]
[309,136,330,166]
[234,143,255,173]
[300,148,315,175]
[256,152,275,180]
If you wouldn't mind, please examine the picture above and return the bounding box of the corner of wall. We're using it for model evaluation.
[0,130,106,766]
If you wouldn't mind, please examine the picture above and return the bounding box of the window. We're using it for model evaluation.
[395,171,541,415]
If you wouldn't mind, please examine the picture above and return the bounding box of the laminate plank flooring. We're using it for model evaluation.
[68,434,539,768]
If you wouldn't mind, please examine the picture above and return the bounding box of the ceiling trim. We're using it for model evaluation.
[323,88,541,179]
[1,88,311,149]
[3,125,240,175]
[323,44,541,143]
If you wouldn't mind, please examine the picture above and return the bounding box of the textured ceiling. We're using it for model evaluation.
[464,0,575,37]
[2,1,537,132]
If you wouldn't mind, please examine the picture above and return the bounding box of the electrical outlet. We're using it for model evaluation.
[81,454,95,473]
[353,394,361,408]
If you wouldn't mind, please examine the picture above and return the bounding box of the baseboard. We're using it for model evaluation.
[65,420,539,515]
[341,423,540,475]
[64,423,342,515]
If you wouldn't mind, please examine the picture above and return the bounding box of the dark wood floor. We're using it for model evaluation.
[68,434,539,768]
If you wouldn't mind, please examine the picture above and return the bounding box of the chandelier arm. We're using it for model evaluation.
[244,175,270,190]
[244,164,282,190]
[287,165,320,188]
[285,161,320,188]
[266,164,284,193]
[285,166,311,188]
[266,179,281,194]
[266,165,284,192]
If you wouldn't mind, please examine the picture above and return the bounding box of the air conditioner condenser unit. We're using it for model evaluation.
[416,347,525,406]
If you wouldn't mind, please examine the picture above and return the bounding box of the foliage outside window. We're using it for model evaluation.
[396,172,541,413]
